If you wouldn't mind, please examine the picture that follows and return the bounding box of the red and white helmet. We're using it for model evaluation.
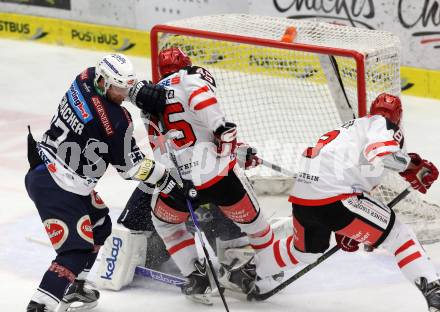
[158,47,192,79]
[94,53,137,94]
[370,93,402,125]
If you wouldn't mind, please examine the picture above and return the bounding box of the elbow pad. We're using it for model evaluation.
[132,158,166,184]
[381,151,410,172]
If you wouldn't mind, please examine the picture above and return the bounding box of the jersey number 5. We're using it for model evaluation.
[303,130,340,158]
[163,102,197,148]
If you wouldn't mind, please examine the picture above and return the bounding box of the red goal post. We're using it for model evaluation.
[150,23,367,117]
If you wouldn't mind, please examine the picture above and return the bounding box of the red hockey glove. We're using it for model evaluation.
[214,122,237,157]
[236,143,261,170]
[335,233,360,252]
[399,153,439,194]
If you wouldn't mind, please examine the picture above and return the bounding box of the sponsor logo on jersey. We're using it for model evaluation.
[298,172,320,182]
[91,96,114,136]
[100,236,123,280]
[43,218,69,250]
[159,78,172,87]
[91,190,107,209]
[171,76,180,85]
[77,215,94,244]
[67,81,93,123]
[159,75,181,87]
[80,69,89,81]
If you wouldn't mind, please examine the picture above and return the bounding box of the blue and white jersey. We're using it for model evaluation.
[39,67,144,195]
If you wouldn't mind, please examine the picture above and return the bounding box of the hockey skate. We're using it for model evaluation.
[181,260,212,305]
[219,257,259,296]
[416,277,440,312]
[26,300,47,312]
[55,280,100,311]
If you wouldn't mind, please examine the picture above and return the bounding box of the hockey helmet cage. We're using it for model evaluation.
[158,47,192,79]
[370,93,402,125]
[94,53,137,94]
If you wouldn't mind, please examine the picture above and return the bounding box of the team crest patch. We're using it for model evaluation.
[47,163,57,173]
[77,215,94,244]
[43,218,69,250]
[91,190,107,209]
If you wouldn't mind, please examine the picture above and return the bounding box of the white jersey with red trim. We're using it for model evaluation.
[154,66,235,188]
[290,115,410,205]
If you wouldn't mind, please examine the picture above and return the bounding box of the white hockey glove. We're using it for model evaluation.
[214,122,237,157]
[236,143,261,170]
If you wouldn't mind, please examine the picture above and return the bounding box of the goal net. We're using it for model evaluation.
[150,14,440,243]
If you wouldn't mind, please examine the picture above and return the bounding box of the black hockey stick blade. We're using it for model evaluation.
[248,187,411,301]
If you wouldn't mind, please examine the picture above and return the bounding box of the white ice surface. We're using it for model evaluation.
[1,38,440,311]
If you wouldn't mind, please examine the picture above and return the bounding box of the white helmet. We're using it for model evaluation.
[94,53,137,94]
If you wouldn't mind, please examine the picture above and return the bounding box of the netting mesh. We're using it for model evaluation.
[154,14,440,243]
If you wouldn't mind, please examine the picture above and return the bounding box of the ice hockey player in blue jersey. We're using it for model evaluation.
[25,53,186,312]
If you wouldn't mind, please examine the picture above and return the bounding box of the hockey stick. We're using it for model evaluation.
[158,123,231,312]
[134,266,187,287]
[248,186,412,301]
[25,236,187,287]
[258,158,297,177]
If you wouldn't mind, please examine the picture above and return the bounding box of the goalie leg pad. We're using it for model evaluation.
[95,225,148,290]
[380,218,439,283]
[152,214,198,277]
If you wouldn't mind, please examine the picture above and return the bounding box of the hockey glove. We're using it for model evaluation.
[214,122,237,157]
[128,80,167,115]
[335,233,360,252]
[236,143,261,170]
[399,153,439,194]
[156,168,186,203]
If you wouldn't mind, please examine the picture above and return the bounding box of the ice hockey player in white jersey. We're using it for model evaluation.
[227,93,440,311]
[147,47,273,304]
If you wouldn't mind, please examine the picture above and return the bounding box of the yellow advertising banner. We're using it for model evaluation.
[0,12,439,100]
[401,66,440,100]
[0,12,151,57]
